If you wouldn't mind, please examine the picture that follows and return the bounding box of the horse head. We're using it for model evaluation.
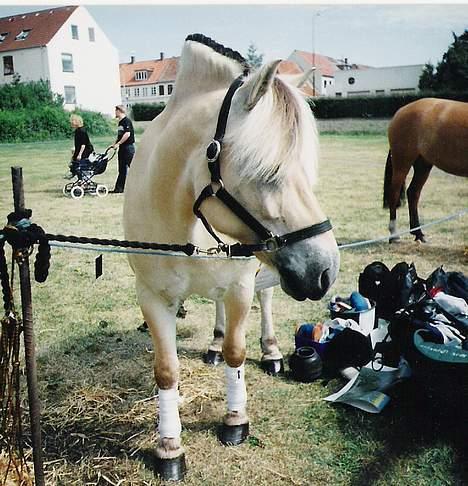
[197,60,340,301]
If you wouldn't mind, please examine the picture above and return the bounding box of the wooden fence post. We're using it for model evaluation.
[11,166,45,486]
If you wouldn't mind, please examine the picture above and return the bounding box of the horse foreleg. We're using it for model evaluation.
[407,158,432,242]
[204,300,225,365]
[219,286,252,446]
[258,288,284,375]
[137,282,185,480]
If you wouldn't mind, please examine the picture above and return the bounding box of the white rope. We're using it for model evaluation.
[337,207,467,250]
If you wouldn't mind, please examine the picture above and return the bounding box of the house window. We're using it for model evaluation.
[134,87,140,97]
[168,84,173,95]
[135,70,148,81]
[88,27,95,42]
[158,85,164,96]
[142,87,148,97]
[3,56,14,75]
[71,25,79,40]
[61,53,74,72]
[15,29,31,41]
[0,32,9,43]
[151,86,157,95]
[125,88,130,97]
[348,77,355,85]
[335,92,342,97]
[64,86,76,104]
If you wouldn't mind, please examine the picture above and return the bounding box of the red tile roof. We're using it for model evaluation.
[0,6,77,53]
[295,50,338,77]
[120,57,179,86]
[278,60,318,97]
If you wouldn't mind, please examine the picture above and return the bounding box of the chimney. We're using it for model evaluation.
[130,55,135,64]
[344,57,348,65]
[160,52,164,61]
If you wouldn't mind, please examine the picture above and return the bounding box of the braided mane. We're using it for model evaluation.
[185,33,250,75]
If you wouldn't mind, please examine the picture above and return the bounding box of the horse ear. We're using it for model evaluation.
[244,59,281,111]
[279,68,315,88]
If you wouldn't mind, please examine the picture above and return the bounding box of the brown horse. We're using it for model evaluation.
[383,97,468,242]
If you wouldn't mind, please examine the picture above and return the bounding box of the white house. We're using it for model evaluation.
[119,54,179,109]
[331,64,425,97]
[0,5,120,115]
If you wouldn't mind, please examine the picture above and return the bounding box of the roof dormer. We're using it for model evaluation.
[135,70,149,81]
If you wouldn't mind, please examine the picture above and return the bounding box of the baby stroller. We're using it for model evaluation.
[63,147,116,199]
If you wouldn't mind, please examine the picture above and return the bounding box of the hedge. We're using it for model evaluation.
[310,90,468,119]
[130,91,468,122]
[132,102,166,121]
[0,107,112,143]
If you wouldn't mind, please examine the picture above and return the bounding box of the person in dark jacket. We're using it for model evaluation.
[69,114,94,177]
[109,105,135,193]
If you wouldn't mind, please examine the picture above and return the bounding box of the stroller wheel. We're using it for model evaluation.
[62,183,73,196]
[71,185,85,200]
[96,184,109,198]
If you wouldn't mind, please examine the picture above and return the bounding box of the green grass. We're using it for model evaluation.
[0,132,467,485]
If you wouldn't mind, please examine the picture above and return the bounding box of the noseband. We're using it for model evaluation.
[193,76,332,257]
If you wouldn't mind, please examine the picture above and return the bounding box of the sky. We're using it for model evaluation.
[0,1,467,67]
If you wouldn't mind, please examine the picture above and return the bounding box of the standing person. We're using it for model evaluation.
[69,114,94,177]
[110,105,135,193]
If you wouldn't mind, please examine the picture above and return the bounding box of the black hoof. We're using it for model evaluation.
[203,350,224,366]
[154,454,186,481]
[260,358,284,376]
[218,422,249,446]
[176,304,187,319]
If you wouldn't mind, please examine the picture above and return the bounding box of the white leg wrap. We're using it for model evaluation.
[389,219,397,235]
[158,388,182,439]
[225,364,247,413]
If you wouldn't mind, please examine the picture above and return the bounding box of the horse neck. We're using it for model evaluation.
[171,42,244,101]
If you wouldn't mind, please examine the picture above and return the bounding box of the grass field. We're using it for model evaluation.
[0,130,467,485]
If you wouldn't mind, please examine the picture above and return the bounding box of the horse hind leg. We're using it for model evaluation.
[407,156,433,242]
[384,150,411,243]
[204,300,225,366]
[258,288,284,375]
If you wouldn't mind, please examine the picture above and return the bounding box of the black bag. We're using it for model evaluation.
[358,261,390,304]
[359,261,424,320]
[389,305,468,408]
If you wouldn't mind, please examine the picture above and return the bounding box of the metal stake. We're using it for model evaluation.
[11,166,45,486]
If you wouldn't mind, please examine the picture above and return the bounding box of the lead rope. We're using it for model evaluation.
[0,240,30,484]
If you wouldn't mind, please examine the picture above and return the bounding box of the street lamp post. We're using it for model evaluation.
[312,11,320,96]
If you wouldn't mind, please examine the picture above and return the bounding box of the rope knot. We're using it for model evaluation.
[2,210,50,282]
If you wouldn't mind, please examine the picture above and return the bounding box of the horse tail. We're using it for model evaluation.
[383,150,406,209]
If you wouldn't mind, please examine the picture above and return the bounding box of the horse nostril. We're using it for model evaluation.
[320,268,331,292]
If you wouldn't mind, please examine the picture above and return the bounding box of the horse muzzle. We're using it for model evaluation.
[271,240,340,301]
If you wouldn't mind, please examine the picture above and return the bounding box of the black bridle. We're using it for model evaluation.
[193,76,332,258]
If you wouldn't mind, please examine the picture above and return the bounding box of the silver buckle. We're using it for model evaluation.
[264,236,281,252]
[206,140,221,162]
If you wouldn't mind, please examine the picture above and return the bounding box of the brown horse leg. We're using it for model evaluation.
[388,168,409,243]
[407,157,433,242]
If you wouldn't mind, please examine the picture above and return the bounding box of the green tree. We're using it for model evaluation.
[435,30,468,90]
[246,43,264,69]
[418,62,436,90]
[419,30,468,91]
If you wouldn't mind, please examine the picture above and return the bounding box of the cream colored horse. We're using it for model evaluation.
[123,34,339,479]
